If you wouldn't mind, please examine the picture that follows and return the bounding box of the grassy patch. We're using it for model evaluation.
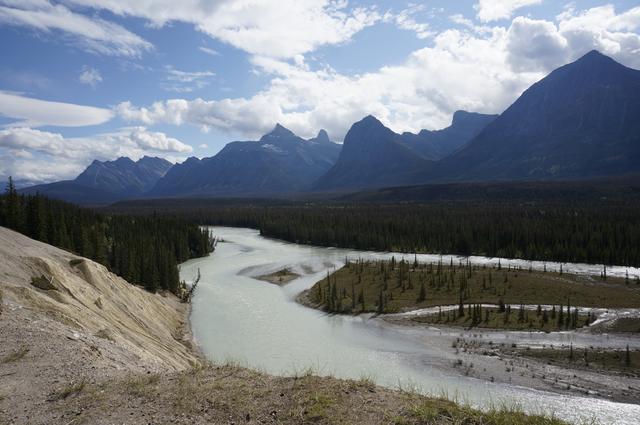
[607,317,640,333]
[51,380,86,400]
[394,397,566,425]
[257,268,300,285]
[56,365,571,425]
[1,346,29,364]
[412,306,592,332]
[309,259,640,314]
[303,392,335,421]
[124,374,161,397]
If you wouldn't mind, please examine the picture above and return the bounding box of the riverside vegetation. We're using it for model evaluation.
[305,257,640,331]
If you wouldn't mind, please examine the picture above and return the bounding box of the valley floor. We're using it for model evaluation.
[0,226,566,425]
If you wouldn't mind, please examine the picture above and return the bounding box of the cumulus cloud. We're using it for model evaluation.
[116,26,536,140]
[114,4,640,142]
[79,67,103,87]
[0,126,191,185]
[507,5,640,72]
[0,0,152,56]
[65,0,381,59]
[475,0,542,22]
[0,91,113,127]
[506,17,568,72]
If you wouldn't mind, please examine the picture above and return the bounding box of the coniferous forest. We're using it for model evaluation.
[0,177,213,294]
[111,198,640,267]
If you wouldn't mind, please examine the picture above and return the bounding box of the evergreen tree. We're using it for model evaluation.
[4,176,22,231]
[377,289,384,314]
[417,281,426,303]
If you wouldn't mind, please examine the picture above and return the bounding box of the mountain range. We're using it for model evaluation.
[20,50,640,204]
[149,125,340,197]
[314,110,496,191]
[21,156,172,204]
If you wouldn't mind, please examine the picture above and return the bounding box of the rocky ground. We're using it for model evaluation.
[382,315,640,405]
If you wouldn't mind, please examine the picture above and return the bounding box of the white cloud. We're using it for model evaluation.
[124,127,192,153]
[66,0,381,59]
[198,143,208,149]
[0,0,152,56]
[163,66,215,93]
[0,126,191,185]
[198,46,219,56]
[475,0,542,22]
[0,91,113,127]
[114,4,640,143]
[506,17,568,72]
[79,67,103,87]
[116,26,535,140]
[507,5,640,71]
[387,5,434,39]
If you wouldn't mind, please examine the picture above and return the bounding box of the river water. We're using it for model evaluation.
[180,227,640,424]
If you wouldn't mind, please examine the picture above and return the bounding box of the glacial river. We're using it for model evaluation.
[180,227,640,424]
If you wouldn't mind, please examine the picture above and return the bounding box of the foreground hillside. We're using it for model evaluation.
[0,227,565,424]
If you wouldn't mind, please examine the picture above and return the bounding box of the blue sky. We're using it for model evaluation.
[1,0,639,186]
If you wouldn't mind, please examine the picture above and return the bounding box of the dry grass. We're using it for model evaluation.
[52,365,571,425]
[1,346,29,364]
[51,380,86,401]
[398,398,568,425]
[124,373,161,397]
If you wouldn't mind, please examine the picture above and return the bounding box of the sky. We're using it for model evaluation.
[0,0,639,187]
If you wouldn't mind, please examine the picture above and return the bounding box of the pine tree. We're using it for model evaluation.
[5,177,22,231]
[558,305,564,329]
[351,282,356,310]
[417,281,426,303]
[569,343,574,361]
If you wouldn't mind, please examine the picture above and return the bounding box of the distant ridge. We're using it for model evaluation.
[21,156,172,204]
[313,110,495,191]
[433,50,640,182]
[148,124,341,197]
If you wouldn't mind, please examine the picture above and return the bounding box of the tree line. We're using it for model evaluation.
[130,201,640,267]
[0,177,213,294]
